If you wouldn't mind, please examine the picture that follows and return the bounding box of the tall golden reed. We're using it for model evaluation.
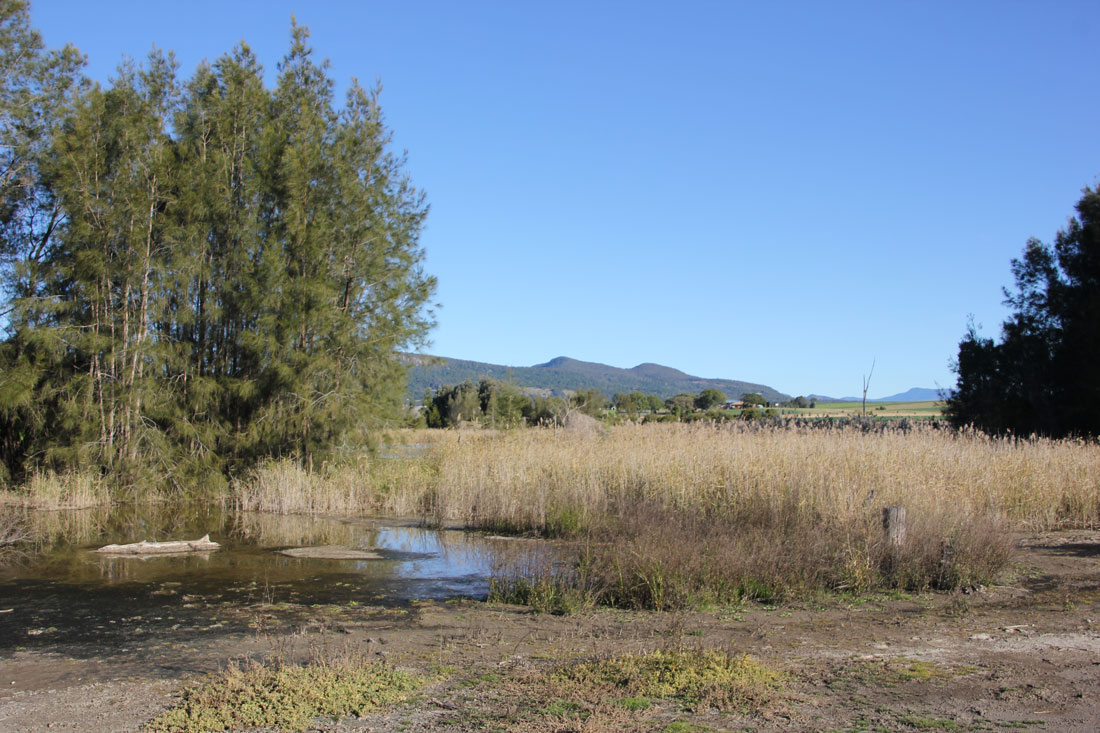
[235,422,1098,532]
[0,470,113,510]
[416,422,1099,532]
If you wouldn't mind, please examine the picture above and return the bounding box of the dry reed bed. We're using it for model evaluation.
[406,423,1099,602]
[229,422,1100,533]
[14,423,1096,532]
[0,470,113,510]
[415,423,1099,532]
[228,423,1099,602]
[7,424,1096,602]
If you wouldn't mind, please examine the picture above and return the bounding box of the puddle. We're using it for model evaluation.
[0,505,510,654]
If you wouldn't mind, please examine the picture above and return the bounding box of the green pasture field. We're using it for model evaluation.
[772,401,946,418]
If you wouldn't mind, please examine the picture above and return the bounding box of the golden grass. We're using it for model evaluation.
[232,423,1100,532]
[0,469,113,510]
[10,423,1090,600]
[232,453,435,518]
[411,423,1099,532]
[225,423,1099,601]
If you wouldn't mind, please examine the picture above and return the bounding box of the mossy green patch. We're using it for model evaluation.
[554,648,783,711]
[144,656,423,732]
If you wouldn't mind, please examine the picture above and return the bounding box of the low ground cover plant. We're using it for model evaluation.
[467,648,784,730]
[144,652,424,733]
[554,649,784,711]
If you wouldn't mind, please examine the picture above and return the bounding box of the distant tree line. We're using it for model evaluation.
[947,185,1100,437]
[0,4,435,488]
[421,380,606,429]
[421,383,789,428]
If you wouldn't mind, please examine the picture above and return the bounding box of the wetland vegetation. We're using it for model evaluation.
[1,2,1099,728]
[5,421,1097,613]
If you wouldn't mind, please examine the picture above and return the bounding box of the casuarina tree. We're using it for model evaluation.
[947,185,1100,437]
[0,10,435,489]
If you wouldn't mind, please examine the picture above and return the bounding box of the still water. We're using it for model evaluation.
[0,505,506,652]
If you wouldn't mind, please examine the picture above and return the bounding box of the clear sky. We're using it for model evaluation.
[31,1,1100,398]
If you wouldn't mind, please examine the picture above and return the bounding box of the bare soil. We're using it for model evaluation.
[1,530,1098,732]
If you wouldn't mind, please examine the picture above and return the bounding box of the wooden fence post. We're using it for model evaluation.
[882,506,907,547]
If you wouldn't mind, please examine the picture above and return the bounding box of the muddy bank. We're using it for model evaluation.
[0,530,1098,731]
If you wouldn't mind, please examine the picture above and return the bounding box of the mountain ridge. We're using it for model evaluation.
[809,387,946,403]
[403,354,789,403]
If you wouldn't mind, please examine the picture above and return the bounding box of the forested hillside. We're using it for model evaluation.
[403,354,789,404]
[0,4,435,488]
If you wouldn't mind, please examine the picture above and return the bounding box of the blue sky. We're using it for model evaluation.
[32,1,1100,398]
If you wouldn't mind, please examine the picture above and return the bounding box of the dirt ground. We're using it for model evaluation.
[1,530,1098,732]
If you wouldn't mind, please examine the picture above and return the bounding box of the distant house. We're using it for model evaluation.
[723,400,747,410]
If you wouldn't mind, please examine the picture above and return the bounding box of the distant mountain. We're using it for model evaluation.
[402,354,790,403]
[875,387,946,402]
[808,388,945,403]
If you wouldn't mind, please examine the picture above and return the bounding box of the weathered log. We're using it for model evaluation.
[95,534,220,555]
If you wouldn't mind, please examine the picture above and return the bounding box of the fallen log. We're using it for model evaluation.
[95,534,221,555]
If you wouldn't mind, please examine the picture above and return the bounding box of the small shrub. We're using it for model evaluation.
[555,649,783,711]
[144,653,423,732]
[488,570,590,615]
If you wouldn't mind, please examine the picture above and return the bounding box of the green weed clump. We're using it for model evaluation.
[488,575,590,615]
[553,649,783,712]
[465,648,783,730]
[144,655,423,732]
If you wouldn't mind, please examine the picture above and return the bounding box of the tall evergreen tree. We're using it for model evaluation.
[0,0,82,306]
[0,13,436,488]
[948,186,1100,437]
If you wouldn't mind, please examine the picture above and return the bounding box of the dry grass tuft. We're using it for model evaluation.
[0,506,30,558]
[232,454,434,518]
[0,470,113,510]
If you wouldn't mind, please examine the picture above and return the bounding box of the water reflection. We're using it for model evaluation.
[0,505,561,657]
[2,505,497,600]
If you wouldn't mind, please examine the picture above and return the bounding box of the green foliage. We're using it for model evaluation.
[405,354,789,405]
[664,393,695,417]
[424,379,609,429]
[425,378,532,428]
[694,388,726,410]
[741,392,766,406]
[0,17,435,486]
[613,390,663,416]
[554,649,783,711]
[144,655,424,732]
[480,379,529,427]
[570,387,607,417]
[948,186,1100,437]
[523,394,564,425]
